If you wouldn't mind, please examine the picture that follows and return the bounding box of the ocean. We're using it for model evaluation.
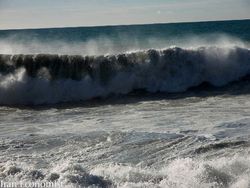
[0,19,250,187]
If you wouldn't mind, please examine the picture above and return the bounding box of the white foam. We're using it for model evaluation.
[91,154,250,187]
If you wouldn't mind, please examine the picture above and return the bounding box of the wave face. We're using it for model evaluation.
[0,46,250,105]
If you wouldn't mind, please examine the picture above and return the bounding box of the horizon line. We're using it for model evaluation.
[0,18,250,31]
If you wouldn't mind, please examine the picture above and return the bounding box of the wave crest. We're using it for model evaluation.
[0,46,249,105]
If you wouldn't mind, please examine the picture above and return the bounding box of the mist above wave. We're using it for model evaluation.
[0,34,248,55]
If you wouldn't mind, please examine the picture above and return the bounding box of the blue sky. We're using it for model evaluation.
[0,0,249,29]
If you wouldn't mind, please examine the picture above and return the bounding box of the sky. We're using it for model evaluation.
[0,0,250,29]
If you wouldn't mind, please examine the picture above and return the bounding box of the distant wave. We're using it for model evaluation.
[0,46,250,105]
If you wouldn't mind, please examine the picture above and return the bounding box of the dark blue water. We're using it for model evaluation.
[1,19,250,42]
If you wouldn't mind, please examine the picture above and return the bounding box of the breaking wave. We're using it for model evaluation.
[0,46,250,105]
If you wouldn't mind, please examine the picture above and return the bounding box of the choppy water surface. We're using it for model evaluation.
[0,87,250,187]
